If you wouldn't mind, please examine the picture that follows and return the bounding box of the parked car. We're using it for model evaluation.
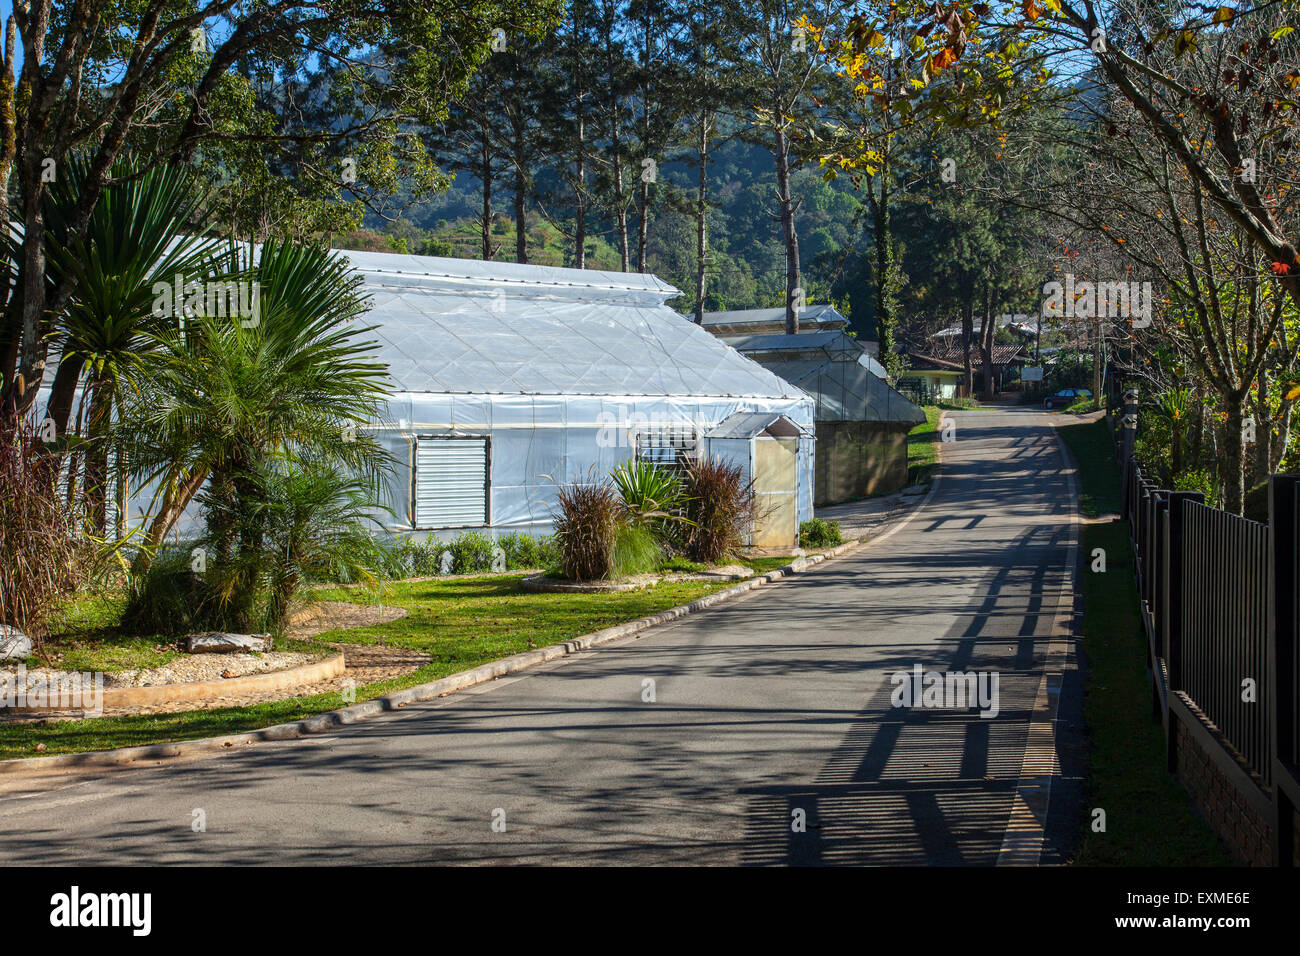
[1044,388,1092,409]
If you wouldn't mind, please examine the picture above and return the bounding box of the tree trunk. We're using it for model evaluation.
[774,126,800,335]
[961,290,974,397]
[480,125,493,261]
[636,176,650,273]
[44,354,86,437]
[1253,362,1271,484]
[13,167,50,417]
[981,284,996,402]
[574,113,586,269]
[83,378,113,536]
[1276,409,1294,471]
[513,131,528,264]
[130,467,210,576]
[614,151,629,272]
[694,115,709,324]
[1224,393,1246,516]
[867,166,896,373]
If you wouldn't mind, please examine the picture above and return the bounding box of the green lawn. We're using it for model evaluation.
[1,574,735,760]
[907,405,942,486]
[1056,418,1231,865]
[35,591,184,673]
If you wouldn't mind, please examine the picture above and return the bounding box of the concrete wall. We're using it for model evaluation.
[814,420,911,506]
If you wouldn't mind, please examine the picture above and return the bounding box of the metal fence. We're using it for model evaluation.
[1115,391,1300,864]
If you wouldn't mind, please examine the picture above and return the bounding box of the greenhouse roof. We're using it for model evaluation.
[335,251,809,400]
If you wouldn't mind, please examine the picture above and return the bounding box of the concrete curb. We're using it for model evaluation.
[0,504,921,779]
[5,653,346,716]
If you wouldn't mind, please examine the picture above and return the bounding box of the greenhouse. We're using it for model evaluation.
[703,320,925,504]
[312,252,815,544]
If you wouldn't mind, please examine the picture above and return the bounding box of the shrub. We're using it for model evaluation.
[553,480,623,580]
[120,548,215,637]
[612,522,662,577]
[800,518,843,549]
[610,459,692,547]
[498,533,561,570]
[449,531,495,573]
[255,464,390,632]
[384,535,448,578]
[0,412,96,643]
[683,457,757,564]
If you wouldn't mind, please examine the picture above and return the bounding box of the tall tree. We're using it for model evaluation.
[1,0,558,417]
[441,66,511,260]
[738,0,834,333]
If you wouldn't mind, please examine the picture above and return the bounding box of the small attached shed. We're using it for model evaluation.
[706,328,924,505]
[705,412,808,549]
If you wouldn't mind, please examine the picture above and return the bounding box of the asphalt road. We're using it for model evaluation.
[1,405,1085,866]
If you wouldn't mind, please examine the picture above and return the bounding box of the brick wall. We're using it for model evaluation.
[1174,716,1272,866]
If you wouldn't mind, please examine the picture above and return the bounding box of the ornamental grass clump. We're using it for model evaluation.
[610,458,693,550]
[0,411,95,646]
[683,457,757,564]
[553,480,624,580]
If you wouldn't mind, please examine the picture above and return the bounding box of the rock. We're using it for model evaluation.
[0,626,32,661]
[184,632,272,654]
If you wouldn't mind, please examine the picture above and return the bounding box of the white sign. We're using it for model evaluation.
[1022,367,1044,382]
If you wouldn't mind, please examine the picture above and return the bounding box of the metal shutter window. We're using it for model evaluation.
[415,437,489,528]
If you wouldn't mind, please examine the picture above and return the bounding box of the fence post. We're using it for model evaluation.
[1268,475,1300,867]
[1162,491,1203,774]
[1149,492,1168,721]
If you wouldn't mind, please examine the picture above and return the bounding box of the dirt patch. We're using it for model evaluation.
[286,600,409,639]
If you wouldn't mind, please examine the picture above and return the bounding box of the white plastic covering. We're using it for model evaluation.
[354,254,816,536]
[719,330,923,427]
[94,251,816,540]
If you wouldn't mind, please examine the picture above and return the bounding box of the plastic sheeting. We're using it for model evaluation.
[719,330,924,427]
[376,392,814,536]
[104,251,817,540]
[701,304,849,335]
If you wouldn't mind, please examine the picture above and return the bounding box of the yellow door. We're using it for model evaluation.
[753,437,798,548]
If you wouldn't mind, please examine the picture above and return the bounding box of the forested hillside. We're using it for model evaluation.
[344,126,872,331]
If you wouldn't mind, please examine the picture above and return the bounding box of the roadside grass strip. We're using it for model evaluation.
[1056,419,1231,866]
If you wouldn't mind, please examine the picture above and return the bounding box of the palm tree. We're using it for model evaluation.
[37,155,223,533]
[252,457,394,633]
[127,239,393,588]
